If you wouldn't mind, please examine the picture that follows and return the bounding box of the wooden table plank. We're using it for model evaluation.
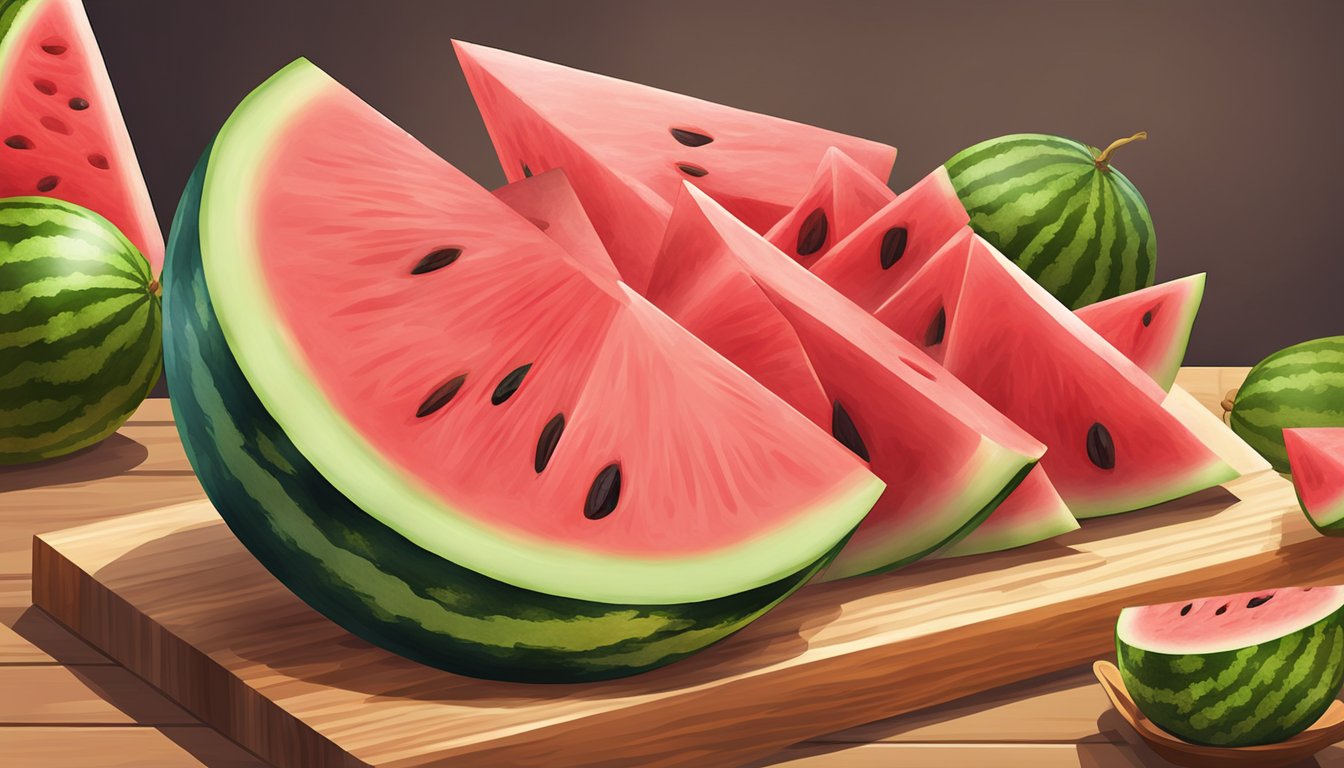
[0,666,197,725]
[0,606,112,665]
[0,726,268,767]
[752,742,1149,768]
[1172,367,1251,418]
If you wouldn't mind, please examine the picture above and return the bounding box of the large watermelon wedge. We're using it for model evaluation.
[1075,274,1205,392]
[1285,428,1344,534]
[0,0,162,270]
[492,168,619,281]
[455,40,897,292]
[763,147,894,267]
[646,182,1045,579]
[163,59,884,682]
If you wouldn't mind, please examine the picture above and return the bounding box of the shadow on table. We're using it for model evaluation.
[0,434,148,494]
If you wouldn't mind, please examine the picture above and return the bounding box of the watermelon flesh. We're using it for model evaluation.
[763,147,894,267]
[455,40,897,292]
[875,234,1237,518]
[0,0,162,270]
[492,168,619,281]
[1285,428,1344,532]
[646,182,1045,579]
[938,466,1077,558]
[1075,274,1205,392]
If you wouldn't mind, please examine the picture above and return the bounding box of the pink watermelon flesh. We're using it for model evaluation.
[874,235,1237,519]
[763,147,895,267]
[0,0,163,270]
[938,466,1077,558]
[646,183,1045,579]
[455,40,897,293]
[1117,586,1344,654]
[1074,274,1206,392]
[492,168,619,281]
[1285,429,1344,531]
[810,166,969,312]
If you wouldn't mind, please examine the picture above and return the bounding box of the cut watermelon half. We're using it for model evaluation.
[763,147,894,267]
[875,234,1237,518]
[938,466,1077,558]
[1075,274,1205,392]
[646,183,1045,579]
[1285,428,1344,533]
[0,0,162,270]
[492,168,619,281]
[455,40,897,292]
[810,167,969,312]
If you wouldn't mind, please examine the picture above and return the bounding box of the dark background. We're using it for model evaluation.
[89,0,1343,366]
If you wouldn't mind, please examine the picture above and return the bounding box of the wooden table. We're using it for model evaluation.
[4,367,1341,767]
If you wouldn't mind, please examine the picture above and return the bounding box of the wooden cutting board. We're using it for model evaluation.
[31,388,1339,768]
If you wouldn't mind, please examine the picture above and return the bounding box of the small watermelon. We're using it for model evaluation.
[946,132,1155,309]
[1074,274,1205,392]
[763,147,894,267]
[0,195,160,463]
[1228,336,1344,473]
[1116,586,1344,747]
[1285,428,1344,533]
[937,466,1077,558]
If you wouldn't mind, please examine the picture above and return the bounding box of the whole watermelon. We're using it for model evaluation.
[0,196,161,464]
[1229,336,1344,474]
[946,132,1156,309]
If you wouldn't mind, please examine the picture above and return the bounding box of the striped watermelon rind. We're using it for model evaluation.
[1230,336,1344,474]
[946,133,1156,310]
[0,196,160,463]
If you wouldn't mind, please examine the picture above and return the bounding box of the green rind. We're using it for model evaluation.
[0,0,37,59]
[1230,337,1344,473]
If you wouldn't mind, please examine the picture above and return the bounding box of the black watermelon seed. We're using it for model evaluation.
[924,307,946,347]
[68,97,89,111]
[880,227,908,270]
[535,413,565,473]
[1179,603,1192,616]
[585,463,622,520]
[415,374,467,418]
[1142,310,1153,327]
[1215,604,1228,616]
[831,401,870,462]
[87,153,109,169]
[4,135,32,149]
[410,247,462,275]
[1247,594,1274,608]
[670,128,713,147]
[491,364,532,405]
[36,176,59,192]
[41,42,67,55]
[1086,422,1115,470]
[521,162,533,178]
[676,162,708,178]
[796,208,829,257]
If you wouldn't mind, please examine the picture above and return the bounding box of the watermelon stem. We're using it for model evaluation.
[1094,131,1148,171]
[1221,388,1238,424]
[148,278,161,297]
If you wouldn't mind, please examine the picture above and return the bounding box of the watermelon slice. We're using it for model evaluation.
[492,168,619,281]
[1285,428,1344,533]
[0,0,162,270]
[763,147,894,267]
[1075,274,1206,392]
[874,234,1237,518]
[937,466,1077,558]
[810,167,969,312]
[455,40,897,292]
[646,182,1045,579]
[164,59,885,681]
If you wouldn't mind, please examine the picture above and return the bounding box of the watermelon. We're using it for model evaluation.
[1116,585,1344,747]
[455,40,897,292]
[763,147,894,267]
[1285,428,1344,533]
[0,195,159,463]
[874,233,1237,518]
[163,59,885,682]
[1074,274,1205,392]
[0,0,162,270]
[1228,336,1344,474]
[809,167,970,312]
[645,182,1045,579]
[946,133,1155,309]
[937,466,1077,558]
[492,168,618,281]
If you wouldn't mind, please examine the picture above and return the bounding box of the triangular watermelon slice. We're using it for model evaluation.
[1074,274,1205,392]
[874,234,1237,518]
[0,0,162,270]
[455,40,897,292]
[646,182,1045,579]
[938,466,1077,558]
[492,168,619,281]
[763,147,895,267]
[1285,428,1344,533]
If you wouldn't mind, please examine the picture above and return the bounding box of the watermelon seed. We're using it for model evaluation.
[831,401,870,462]
[1141,310,1153,327]
[36,176,59,192]
[1215,604,1228,616]
[585,464,622,520]
[797,209,829,257]
[410,247,462,275]
[1086,422,1115,470]
[41,116,70,135]
[535,414,565,473]
[670,128,714,147]
[415,374,467,418]
[676,162,709,178]
[40,39,68,55]
[521,162,533,178]
[87,153,109,170]
[4,135,33,150]
[491,364,532,405]
[1247,594,1274,608]
[34,79,57,95]
[1179,604,1192,616]
[68,97,89,111]
[924,307,946,347]
[880,227,908,269]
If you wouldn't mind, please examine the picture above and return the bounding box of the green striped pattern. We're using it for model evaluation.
[946,134,1156,309]
[1117,613,1344,746]
[0,0,37,53]
[1230,337,1344,473]
[0,197,160,464]
[164,150,838,683]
